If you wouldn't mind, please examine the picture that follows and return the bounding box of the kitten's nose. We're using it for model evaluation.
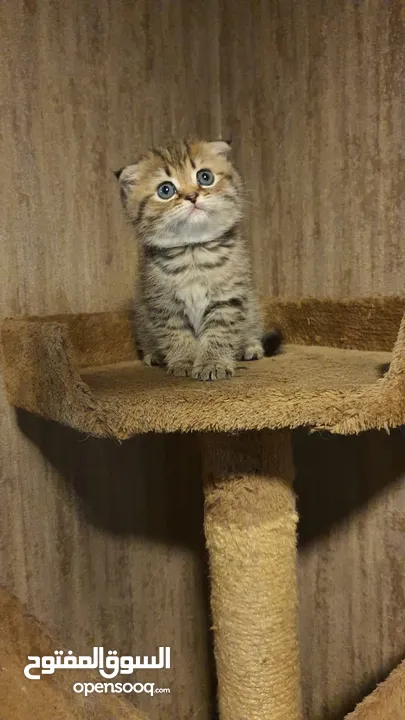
[184,191,198,204]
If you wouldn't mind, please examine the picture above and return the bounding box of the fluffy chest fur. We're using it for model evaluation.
[175,280,208,333]
[149,241,230,332]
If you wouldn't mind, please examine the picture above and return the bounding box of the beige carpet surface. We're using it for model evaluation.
[2,298,405,439]
[344,659,405,720]
[0,587,143,720]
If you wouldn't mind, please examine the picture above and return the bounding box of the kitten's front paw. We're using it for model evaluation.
[192,362,234,381]
[167,362,193,377]
[240,342,264,361]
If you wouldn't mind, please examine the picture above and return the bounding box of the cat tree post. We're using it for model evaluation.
[202,429,301,720]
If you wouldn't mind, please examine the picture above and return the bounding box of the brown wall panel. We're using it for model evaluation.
[219,0,405,298]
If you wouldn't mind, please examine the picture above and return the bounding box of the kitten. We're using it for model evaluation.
[115,139,281,380]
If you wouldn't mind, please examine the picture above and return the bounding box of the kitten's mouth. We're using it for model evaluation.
[175,204,206,226]
[188,205,204,215]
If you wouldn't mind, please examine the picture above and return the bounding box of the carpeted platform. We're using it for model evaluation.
[1,298,405,438]
[344,659,405,719]
[0,588,143,720]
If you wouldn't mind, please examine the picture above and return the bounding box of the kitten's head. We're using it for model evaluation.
[115,139,242,247]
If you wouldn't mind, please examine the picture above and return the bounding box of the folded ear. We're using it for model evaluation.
[206,140,232,157]
[113,164,140,185]
[113,164,140,202]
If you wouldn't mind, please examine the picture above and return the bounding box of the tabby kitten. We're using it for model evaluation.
[115,139,280,380]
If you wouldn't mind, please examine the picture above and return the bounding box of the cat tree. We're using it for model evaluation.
[2,296,405,720]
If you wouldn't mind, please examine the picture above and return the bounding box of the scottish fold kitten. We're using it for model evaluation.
[115,139,280,380]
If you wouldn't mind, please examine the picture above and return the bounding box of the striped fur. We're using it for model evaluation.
[116,139,277,380]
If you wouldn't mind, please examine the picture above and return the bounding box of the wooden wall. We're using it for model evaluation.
[1,1,405,718]
[221,0,405,298]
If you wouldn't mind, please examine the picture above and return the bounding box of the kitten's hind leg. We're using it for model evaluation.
[238,330,282,360]
[237,329,282,361]
[238,295,265,361]
[143,352,165,367]
[132,300,163,366]
[238,295,282,360]
[238,341,264,361]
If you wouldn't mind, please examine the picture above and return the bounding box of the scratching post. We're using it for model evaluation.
[202,430,301,720]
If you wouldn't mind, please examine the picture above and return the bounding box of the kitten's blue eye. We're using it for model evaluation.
[197,169,215,187]
[157,181,177,200]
